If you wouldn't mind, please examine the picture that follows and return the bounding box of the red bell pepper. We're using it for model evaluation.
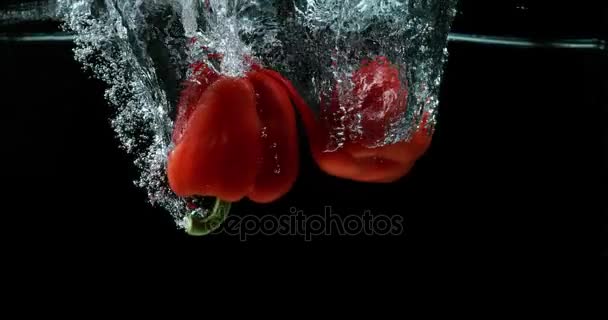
[261,58,432,184]
[167,56,432,207]
[167,63,299,203]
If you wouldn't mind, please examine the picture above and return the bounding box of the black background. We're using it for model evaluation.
[0,3,604,243]
[0,0,605,308]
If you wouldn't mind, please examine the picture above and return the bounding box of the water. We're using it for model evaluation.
[1,0,458,230]
[0,1,59,24]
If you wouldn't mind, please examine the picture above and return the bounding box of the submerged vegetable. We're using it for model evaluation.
[167,56,431,206]
[263,57,432,184]
[167,63,299,203]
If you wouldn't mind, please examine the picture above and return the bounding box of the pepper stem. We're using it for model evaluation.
[184,198,231,236]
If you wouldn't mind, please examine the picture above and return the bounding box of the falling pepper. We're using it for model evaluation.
[167,56,432,209]
[261,57,432,184]
[167,62,299,204]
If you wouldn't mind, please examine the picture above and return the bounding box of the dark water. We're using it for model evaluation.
[0,2,605,298]
[0,5,605,317]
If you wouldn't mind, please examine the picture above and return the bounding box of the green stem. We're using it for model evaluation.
[184,198,231,236]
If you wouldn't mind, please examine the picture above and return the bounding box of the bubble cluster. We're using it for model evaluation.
[55,0,456,228]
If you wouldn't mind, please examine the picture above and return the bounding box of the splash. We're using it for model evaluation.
[50,0,456,230]
[0,1,59,25]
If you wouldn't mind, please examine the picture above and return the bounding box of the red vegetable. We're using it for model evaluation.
[167,56,432,204]
[167,64,298,203]
[262,57,432,184]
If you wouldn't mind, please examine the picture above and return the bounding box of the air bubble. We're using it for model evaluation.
[261,126,268,138]
[56,0,457,229]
